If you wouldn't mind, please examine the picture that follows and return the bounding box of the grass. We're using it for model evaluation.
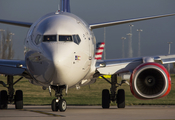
[0,75,175,106]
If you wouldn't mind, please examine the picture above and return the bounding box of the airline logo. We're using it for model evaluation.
[95,42,105,60]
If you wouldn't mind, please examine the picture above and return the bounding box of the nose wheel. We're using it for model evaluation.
[51,98,67,112]
[59,99,67,112]
[51,85,67,112]
[51,99,59,111]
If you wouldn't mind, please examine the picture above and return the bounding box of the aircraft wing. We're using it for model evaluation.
[0,19,32,28]
[90,13,175,29]
[96,57,142,75]
[96,54,175,75]
[0,59,28,76]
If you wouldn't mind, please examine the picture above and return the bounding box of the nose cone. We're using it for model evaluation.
[41,42,74,85]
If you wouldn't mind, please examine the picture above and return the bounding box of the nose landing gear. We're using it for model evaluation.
[51,85,67,112]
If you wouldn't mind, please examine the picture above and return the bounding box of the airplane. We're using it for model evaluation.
[0,0,175,112]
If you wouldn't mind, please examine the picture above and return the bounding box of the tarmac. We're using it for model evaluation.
[0,105,175,120]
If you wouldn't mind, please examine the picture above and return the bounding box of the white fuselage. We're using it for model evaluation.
[24,12,96,88]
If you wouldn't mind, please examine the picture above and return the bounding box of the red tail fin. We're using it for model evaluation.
[95,42,105,60]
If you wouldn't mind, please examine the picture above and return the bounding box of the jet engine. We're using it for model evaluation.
[130,62,171,99]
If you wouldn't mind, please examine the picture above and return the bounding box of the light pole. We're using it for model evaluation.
[9,33,15,41]
[104,27,106,60]
[121,37,126,58]
[127,33,132,58]
[8,33,15,59]
[128,24,134,58]
[167,42,172,73]
[137,29,143,56]
[0,29,5,59]
[129,24,134,35]
[168,42,172,55]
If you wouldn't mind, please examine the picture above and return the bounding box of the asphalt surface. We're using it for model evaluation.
[0,105,175,120]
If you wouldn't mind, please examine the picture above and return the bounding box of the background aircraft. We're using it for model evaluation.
[0,0,175,112]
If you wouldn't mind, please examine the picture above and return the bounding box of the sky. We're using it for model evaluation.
[0,0,175,60]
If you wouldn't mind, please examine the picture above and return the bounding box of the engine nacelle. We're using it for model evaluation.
[130,62,171,99]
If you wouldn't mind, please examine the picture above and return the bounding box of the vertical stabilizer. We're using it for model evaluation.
[60,0,71,12]
[95,42,105,60]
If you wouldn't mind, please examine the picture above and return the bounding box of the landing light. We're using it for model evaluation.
[99,63,106,67]
[17,64,23,68]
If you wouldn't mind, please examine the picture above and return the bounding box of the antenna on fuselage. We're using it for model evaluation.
[58,1,60,12]
[55,1,60,14]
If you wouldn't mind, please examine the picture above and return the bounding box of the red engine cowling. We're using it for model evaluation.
[130,62,171,99]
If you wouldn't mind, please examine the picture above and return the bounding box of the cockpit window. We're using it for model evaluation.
[35,34,43,45]
[59,35,81,45]
[59,35,72,41]
[43,35,57,42]
[73,35,81,45]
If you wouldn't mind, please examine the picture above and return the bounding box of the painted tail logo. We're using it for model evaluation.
[95,42,105,60]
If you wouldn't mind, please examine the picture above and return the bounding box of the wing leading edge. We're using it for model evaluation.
[96,58,142,75]
[0,59,28,76]
[90,13,175,29]
[0,19,32,28]
[96,54,175,75]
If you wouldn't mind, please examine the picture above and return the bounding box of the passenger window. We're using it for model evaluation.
[73,35,81,45]
[59,35,72,41]
[43,35,57,42]
[35,34,43,45]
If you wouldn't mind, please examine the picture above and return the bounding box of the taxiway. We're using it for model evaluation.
[0,105,175,120]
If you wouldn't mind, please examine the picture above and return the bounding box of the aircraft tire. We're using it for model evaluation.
[117,89,125,108]
[59,99,67,112]
[102,89,110,109]
[0,90,8,109]
[51,99,58,111]
[15,90,23,109]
